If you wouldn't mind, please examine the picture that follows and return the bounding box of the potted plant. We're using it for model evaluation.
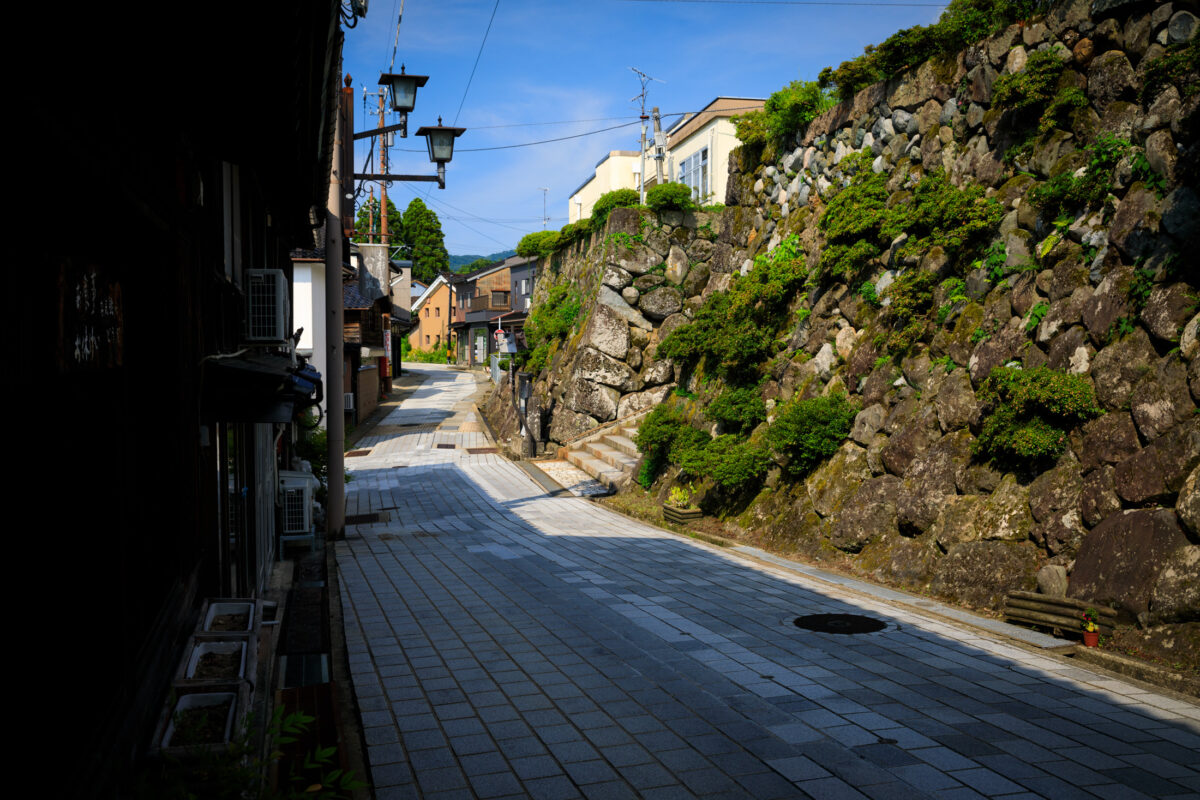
[663,484,702,524]
[1081,608,1100,647]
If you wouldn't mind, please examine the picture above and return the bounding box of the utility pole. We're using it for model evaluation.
[367,187,376,243]
[539,187,549,230]
[630,68,663,203]
[325,74,351,541]
[378,92,389,247]
[652,107,665,185]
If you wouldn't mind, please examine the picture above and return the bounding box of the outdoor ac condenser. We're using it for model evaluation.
[279,470,319,536]
[245,269,290,342]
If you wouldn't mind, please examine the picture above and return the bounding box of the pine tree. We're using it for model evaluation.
[401,198,449,284]
[352,196,403,246]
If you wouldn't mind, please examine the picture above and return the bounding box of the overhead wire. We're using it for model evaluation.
[453,0,501,126]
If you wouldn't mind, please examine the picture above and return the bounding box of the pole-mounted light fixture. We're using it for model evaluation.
[352,75,466,189]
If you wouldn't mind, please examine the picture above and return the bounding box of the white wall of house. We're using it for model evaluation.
[568,150,640,222]
[292,261,327,425]
[666,116,742,207]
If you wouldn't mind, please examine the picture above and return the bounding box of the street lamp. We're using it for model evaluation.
[416,117,466,187]
[378,66,428,137]
[352,73,466,189]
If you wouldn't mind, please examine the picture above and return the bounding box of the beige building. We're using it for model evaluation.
[411,274,454,352]
[567,97,765,220]
[567,150,640,222]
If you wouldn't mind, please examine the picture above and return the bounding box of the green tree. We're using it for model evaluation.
[352,196,402,246]
[401,198,449,284]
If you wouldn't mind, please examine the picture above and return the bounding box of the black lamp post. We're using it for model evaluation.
[352,73,465,189]
[415,117,467,188]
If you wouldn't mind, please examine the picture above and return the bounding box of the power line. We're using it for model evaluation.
[454,0,501,126]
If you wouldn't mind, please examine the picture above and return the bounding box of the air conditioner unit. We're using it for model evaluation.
[245,269,290,342]
[279,470,319,536]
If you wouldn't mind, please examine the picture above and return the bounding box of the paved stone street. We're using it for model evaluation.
[337,365,1200,800]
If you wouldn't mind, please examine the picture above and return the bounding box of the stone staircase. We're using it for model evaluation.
[563,423,641,491]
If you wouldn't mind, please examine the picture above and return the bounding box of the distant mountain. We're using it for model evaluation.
[449,250,515,271]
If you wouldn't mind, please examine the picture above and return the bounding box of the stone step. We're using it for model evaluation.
[566,451,625,487]
[585,442,638,472]
[604,433,639,458]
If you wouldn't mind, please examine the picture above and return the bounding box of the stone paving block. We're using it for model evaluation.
[797,776,871,799]
[339,367,1200,800]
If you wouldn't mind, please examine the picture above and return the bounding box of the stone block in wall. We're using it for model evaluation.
[548,406,598,443]
[564,377,618,422]
[931,540,1039,609]
[581,303,630,360]
[806,442,871,518]
[1114,417,1200,503]
[1088,50,1139,110]
[880,402,941,476]
[1109,185,1164,260]
[1090,325,1155,408]
[1177,464,1199,534]
[897,429,974,532]
[575,348,638,393]
[1130,356,1194,442]
[1081,465,1122,527]
[1070,507,1192,621]
[1081,266,1135,345]
[1161,188,1199,248]
[616,385,672,418]
[829,475,901,552]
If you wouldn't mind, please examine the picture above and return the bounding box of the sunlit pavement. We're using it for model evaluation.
[337,365,1200,800]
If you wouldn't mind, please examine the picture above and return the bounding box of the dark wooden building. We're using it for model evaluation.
[18,3,346,795]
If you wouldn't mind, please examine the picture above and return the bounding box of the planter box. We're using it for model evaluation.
[199,599,257,635]
[178,637,255,686]
[663,505,703,525]
[155,683,249,755]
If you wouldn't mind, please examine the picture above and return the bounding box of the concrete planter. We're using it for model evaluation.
[663,505,702,524]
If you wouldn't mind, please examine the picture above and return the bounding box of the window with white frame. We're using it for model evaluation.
[677,147,708,201]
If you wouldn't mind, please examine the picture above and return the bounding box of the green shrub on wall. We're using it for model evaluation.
[678,435,772,492]
[818,0,1052,102]
[591,189,641,227]
[706,384,767,434]
[522,284,581,375]
[657,234,807,382]
[818,158,1002,284]
[516,230,561,259]
[974,366,1101,469]
[733,80,833,156]
[645,182,696,213]
[767,393,857,478]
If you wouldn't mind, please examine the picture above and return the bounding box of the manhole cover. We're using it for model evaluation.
[793,614,887,634]
[346,449,371,457]
[436,443,456,449]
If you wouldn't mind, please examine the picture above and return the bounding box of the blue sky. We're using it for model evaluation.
[342,0,946,256]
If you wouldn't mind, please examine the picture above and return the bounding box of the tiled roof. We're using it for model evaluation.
[343,282,374,310]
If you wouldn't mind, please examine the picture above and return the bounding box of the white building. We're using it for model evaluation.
[567,97,765,220]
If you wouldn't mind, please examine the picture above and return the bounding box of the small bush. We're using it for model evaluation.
[974,366,1101,469]
[706,384,767,434]
[516,230,561,259]
[733,80,833,152]
[679,435,771,492]
[635,405,709,488]
[591,189,640,227]
[1027,133,1128,219]
[767,393,857,477]
[645,182,696,213]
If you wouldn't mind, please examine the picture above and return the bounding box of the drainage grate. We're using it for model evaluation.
[794,613,887,634]
[436,443,456,449]
[346,449,371,457]
[467,447,498,454]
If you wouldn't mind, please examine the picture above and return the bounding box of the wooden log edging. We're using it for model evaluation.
[1003,592,1116,635]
